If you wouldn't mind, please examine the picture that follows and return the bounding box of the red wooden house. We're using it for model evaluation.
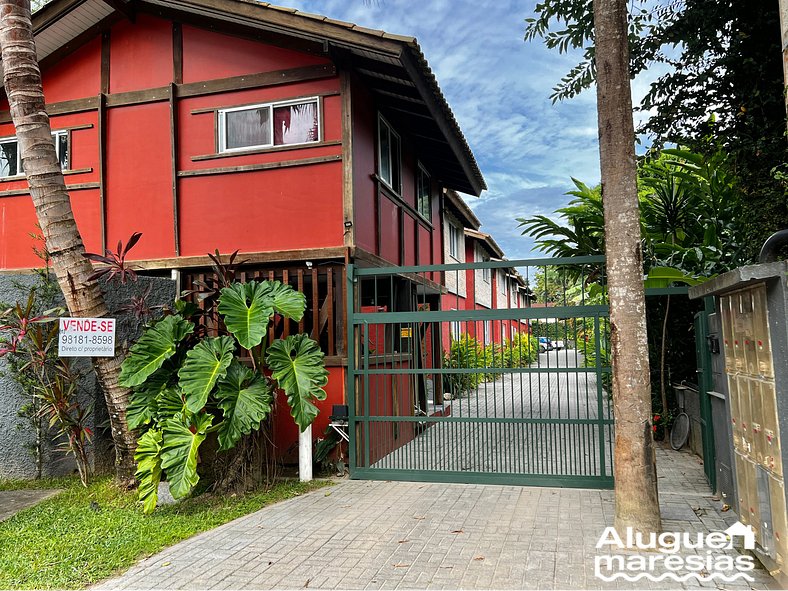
[0,0,485,458]
[441,190,530,353]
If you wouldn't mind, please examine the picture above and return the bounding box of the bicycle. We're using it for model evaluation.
[670,383,691,450]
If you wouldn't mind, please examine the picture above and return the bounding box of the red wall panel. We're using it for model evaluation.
[42,37,101,103]
[178,162,344,256]
[379,197,399,264]
[110,15,173,93]
[182,25,329,84]
[403,214,416,265]
[105,103,175,259]
[350,80,377,254]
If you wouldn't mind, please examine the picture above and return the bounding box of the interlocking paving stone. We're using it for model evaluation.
[94,447,779,591]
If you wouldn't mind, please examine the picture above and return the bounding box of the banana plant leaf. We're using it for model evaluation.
[215,361,274,450]
[178,336,235,413]
[266,334,329,432]
[119,315,194,388]
[160,412,212,499]
[134,429,163,514]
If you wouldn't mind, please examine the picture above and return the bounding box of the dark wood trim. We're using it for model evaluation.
[99,0,136,22]
[190,139,341,162]
[100,30,111,94]
[399,50,484,196]
[340,70,354,248]
[0,167,93,184]
[38,13,124,73]
[63,167,93,176]
[175,63,336,98]
[0,182,100,198]
[353,247,444,295]
[177,154,341,178]
[323,356,347,368]
[104,86,171,108]
[98,93,107,253]
[374,174,433,231]
[172,22,183,85]
[0,64,338,123]
[123,246,348,272]
[169,83,180,256]
[58,123,94,133]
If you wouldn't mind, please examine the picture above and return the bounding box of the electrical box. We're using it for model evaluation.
[691,261,788,585]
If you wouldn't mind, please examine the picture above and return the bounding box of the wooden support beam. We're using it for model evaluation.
[177,154,341,178]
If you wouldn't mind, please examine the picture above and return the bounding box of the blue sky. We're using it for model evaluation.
[274,1,656,259]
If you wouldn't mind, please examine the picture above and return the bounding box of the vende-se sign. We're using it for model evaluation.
[58,318,116,357]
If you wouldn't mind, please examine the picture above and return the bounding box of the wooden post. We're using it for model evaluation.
[299,425,313,482]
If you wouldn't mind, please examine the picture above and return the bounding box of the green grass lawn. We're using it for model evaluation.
[0,475,330,589]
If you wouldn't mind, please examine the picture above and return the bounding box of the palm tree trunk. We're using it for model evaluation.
[593,0,662,535]
[0,0,137,486]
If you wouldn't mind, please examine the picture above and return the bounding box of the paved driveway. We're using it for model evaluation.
[97,446,777,590]
[374,349,612,480]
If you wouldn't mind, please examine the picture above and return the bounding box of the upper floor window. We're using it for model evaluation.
[481,253,491,283]
[417,164,431,220]
[448,223,462,259]
[0,131,68,178]
[218,98,319,153]
[378,115,401,192]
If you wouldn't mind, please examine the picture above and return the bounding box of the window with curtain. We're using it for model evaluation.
[219,98,319,152]
[378,115,401,192]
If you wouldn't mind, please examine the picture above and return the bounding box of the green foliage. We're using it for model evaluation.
[524,1,788,254]
[215,361,273,450]
[443,332,539,396]
[121,279,327,513]
[0,279,93,486]
[178,336,235,413]
[267,334,329,432]
[118,315,194,388]
[0,474,328,589]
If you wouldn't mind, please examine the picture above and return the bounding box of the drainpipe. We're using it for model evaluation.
[758,229,788,263]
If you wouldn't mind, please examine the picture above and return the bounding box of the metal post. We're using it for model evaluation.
[299,424,312,482]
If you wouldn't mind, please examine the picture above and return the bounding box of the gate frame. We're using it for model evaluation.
[345,255,616,489]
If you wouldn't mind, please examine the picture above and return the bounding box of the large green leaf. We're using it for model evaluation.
[155,387,186,423]
[266,334,328,432]
[119,316,194,388]
[127,389,157,430]
[264,280,306,322]
[644,266,702,288]
[178,336,235,413]
[134,429,163,514]
[217,282,274,349]
[160,413,212,499]
[215,361,274,450]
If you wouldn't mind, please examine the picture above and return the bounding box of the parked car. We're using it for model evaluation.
[537,337,553,352]
[553,340,565,350]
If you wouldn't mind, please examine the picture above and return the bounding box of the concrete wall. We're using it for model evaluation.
[0,274,175,480]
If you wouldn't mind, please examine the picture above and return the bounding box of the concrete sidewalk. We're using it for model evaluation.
[96,446,777,590]
[0,488,60,522]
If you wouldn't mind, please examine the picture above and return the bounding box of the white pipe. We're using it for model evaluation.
[299,424,313,482]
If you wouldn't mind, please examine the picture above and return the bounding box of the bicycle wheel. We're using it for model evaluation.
[670,412,690,450]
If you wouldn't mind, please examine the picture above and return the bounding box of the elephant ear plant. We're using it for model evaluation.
[119,280,328,514]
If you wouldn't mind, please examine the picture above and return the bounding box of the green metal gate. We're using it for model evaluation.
[346,256,614,488]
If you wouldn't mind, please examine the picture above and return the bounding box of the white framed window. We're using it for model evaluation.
[416,164,431,220]
[480,250,491,283]
[483,320,491,345]
[378,115,401,192]
[450,308,461,339]
[448,224,461,259]
[0,131,68,179]
[218,98,320,153]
